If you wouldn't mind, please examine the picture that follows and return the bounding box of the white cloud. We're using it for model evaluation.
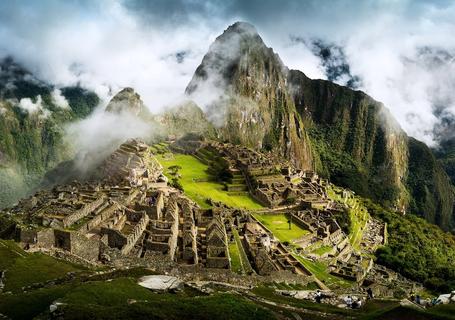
[65,106,159,172]
[18,95,43,114]
[51,89,70,109]
[0,1,223,111]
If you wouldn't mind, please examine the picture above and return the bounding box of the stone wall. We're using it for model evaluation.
[206,256,230,269]
[37,228,55,247]
[78,202,120,234]
[121,213,150,255]
[62,196,105,228]
[71,232,100,261]
[155,192,164,219]
[16,228,38,244]
[103,228,127,249]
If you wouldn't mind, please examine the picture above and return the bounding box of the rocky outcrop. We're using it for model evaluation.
[288,71,409,211]
[105,87,145,116]
[407,138,455,228]
[156,100,216,138]
[288,70,454,230]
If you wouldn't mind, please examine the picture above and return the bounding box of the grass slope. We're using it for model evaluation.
[156,154,263,210]
[0,240,84,293]
[253,213,309,243]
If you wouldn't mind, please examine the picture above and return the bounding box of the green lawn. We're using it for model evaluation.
[0,239,85,293]
[294,255,353,288]
[311,245,333,256]
[0,276,275,320]
[232,229,254,274]
[253,214,309,243]
[228,243,243,274]
[156,154,263,210]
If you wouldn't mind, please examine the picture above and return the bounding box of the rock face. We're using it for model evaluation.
[407,138,455,227]
[186,22,314,170]
[187,22,454,230]
[105,87,145,116]
[156,100,216,138]
[287,71,454,229]
[288,71,409,211]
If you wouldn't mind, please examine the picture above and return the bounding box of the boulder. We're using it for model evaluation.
[437,293,453,304]
[138,275,183,292]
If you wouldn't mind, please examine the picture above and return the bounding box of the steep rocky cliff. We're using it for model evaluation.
[105,87,150,118]
[288,71,409,210]
[156,101,216,138]
[407,138,455,227]
[0,58,99,207]
[186,22,314,170]
[287,70,454,230]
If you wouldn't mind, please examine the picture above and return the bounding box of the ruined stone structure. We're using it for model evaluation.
[0,138,387,288]
[242,222,311,276]
[194,142,329,208]
[185,140,386,284]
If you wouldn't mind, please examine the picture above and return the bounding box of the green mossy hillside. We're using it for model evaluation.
[365,200,455,293]
[0,84,99,208]
[288,69,454,230]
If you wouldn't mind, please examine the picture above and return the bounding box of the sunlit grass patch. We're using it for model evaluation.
[156,154,263,210]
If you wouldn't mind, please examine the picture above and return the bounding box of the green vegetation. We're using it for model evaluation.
[365,200,455,293]
[327,187,369,251]
[0,284,73,320]
[407,138,455,230]
[307,121,400,208]
[0,276,274,320]
[252,285,352,316]
[61,86,100,119]
[0,83,99,208]
[253,285,455,320]
[228,242,243,274]
[0,240,85,293]
[311,245,333,256]
[232,228,254,274]
[252,213,309,243]
[293,255,352,288]
[58,291,274,320]
[149,142,170,155]
[156,153,263,210]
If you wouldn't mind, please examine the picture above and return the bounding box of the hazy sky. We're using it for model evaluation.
[1,0,455,145]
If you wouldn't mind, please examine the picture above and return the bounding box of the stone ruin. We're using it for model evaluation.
[0,137,399,291]
[0,139,317,283]
[193,141,330,209]
[242,221,311,276]
[184,140,392,287]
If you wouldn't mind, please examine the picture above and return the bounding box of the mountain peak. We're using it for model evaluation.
[185,21,280,95]
[105,87,144,116]
[224,21,258,36]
